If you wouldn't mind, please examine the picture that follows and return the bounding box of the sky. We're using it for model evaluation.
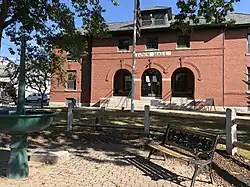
[1,0,250,61]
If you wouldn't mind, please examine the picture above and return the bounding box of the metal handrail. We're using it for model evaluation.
[120,90,132,109]
[101,88,115,107]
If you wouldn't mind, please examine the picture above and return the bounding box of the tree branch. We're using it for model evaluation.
[3,16,17,28]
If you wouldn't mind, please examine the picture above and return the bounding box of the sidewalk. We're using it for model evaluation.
[0,143,228,187]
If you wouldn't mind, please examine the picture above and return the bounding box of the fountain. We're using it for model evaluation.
[0,37,56,179]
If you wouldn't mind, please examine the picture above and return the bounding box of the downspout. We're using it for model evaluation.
[222,25,227,109]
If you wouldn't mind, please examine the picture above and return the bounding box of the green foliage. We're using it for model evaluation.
[6,43,67,107]
[3,84,17,104]
[174,0,240,33]
[0,0,118,59]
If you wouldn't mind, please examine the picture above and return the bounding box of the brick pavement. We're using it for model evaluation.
[0,143,227,187]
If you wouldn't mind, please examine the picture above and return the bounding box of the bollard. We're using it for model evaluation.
[100,106,105,125]
[226,108,237,155]
[67,102,74,131]
[144,105,150,134]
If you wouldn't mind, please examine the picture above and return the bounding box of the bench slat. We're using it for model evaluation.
[147,143,191,161]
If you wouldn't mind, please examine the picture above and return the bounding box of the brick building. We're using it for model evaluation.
[50,6,250,111]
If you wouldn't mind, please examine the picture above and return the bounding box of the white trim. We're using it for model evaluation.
[134,79,141,81]
[216,106,248,112]
[144,48,160,52]
[117,49,130,53]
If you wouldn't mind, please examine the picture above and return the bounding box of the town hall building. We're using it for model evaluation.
[50,6,250,111]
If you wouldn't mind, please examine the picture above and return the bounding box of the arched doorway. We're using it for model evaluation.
[171,68,195,98]
[113,69,132,96]
[141,68,162,97]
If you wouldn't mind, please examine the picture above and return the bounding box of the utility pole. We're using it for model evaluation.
[131,0,141,112]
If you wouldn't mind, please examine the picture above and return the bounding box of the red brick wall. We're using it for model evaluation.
[91,28,250,108]
[51,27,250,109]
[50,60,83,105]
[50,48,84,105]
[224,29,249,107]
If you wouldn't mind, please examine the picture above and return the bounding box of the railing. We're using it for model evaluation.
[100,89,114,108]
[114,90,132,109]
[121,90,132,110]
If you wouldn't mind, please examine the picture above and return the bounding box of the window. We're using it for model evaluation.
[67,71,76,90]
[248,34,250,53]
[142,14,152,26]
[118,39,130,51]
[153,13,165,25]
[141,13,165,26]
[124,74,132,91]
[177,35,190,48]
[146,38,158,50]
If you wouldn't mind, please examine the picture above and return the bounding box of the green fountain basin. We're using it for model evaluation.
[0,110,56,134]
[0,109,56,179]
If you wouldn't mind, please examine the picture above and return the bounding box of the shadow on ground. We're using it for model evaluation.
[125,154,188,186]
[1,125,250,186]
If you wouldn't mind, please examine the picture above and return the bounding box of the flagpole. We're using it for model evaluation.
[131,0,139,112]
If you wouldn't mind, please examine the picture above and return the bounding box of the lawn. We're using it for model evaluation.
[50,107,250,158]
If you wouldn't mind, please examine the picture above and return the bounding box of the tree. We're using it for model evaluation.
[0,0,119,59]
[0,0,119,108]
[6,44,66,108]
[174,0,240,33]
[3,83,17,104]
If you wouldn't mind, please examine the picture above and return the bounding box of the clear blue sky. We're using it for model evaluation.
[1,0,250,60]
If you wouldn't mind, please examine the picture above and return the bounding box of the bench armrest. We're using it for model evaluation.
[195,150,214,161]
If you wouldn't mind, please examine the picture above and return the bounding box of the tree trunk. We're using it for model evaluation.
[0,28,3,50]
[40,93,44,108]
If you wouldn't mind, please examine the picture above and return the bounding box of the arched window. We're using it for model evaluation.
[113,69,132,96]
[171,68,195,98]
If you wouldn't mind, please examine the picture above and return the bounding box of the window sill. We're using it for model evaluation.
[117,50,130,53]
[176,47,191,50]
[64,89,80,92]
[144,48,160,52]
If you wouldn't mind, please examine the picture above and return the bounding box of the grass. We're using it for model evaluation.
[216,144,250,160]
[52,108,250,158]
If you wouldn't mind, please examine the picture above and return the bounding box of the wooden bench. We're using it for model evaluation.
[147,125,219,187]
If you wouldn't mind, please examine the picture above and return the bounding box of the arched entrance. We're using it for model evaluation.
[171,68,195,98]
[141,68,162,97]
[113,69,132,96]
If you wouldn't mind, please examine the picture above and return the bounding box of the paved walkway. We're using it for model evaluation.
[0,143,228,187]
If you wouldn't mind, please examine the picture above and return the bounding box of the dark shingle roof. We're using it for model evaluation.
[106,12,250,32]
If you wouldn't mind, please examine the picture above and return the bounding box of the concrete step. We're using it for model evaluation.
[171,97,194,106]
[105,97,163,109]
